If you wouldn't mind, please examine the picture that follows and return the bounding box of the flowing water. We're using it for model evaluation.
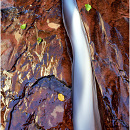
[62,0,101,129]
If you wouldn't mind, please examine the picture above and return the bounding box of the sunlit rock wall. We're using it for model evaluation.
[1,0,129,129]
[77,0,129,129]
[1,0,73,129]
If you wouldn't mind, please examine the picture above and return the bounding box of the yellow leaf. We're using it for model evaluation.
[58,93,64,101]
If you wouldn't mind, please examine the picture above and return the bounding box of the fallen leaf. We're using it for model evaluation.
[58,93,64,101]
[20,24,26,30]
[85,4,92,11]
[37,37,42,44]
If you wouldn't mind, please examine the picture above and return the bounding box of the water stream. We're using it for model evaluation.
[62,0,101,129]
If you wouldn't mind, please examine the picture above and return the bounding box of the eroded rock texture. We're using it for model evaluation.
[1,0,73,129]
[77,0,129,129]
[1,0,129,129]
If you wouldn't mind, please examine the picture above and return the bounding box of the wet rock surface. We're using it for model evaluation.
[5,76,72,130]
[1,0,73,129]
[77,0,129,129]
[1,0,129,130]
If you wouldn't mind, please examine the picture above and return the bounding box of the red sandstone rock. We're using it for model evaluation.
[1,0,129,129]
